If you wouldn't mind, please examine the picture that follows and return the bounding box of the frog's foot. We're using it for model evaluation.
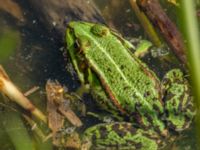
[161,69,196,132]
[81,122,161,150]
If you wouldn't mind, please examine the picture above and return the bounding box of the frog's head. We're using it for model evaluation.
[65,21,110,84]
[66,21,110,39]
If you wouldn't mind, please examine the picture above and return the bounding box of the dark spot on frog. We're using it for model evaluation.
[154,126,164,136]
[126,139,136,146]
[145,81,151,86]
[185,102,195,113]
[167,121,176,130]
[111,123,127,137]
[120,65,125,70]
[144,91,151,97]
[129,126,137,134]
[135,142,143,149]
[112,123,120,131]
[145,113,153,124]
[107,68,112,72]
[173,108,179,116]
[122,122,132,129]
[176,100,184,111]
[131,112,143,126]
[174,79,183,84]
[162,78,170,86]
[120,76,123,80]
[99,126,108,139]
[145,133,160,143]
[163,92,175,103]
[135,102,142,110]
[132,96,138,103]
[123,86,129,91]
[172,71,180,78]
[165,109,169,118]
[153,104,161,113]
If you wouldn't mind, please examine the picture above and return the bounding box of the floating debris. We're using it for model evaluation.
[46,80,83,127]
[46,80,83,148]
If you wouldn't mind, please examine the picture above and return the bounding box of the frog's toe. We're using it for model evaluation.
[81,122,160,150]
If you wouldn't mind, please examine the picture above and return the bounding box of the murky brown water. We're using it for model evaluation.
[0,0,197,150]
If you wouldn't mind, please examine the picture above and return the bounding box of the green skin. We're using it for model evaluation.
[65,21,195,150]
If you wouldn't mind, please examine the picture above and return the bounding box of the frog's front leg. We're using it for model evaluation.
[81,122,161,150]
[161,69,196,132]
[123,37,153,58]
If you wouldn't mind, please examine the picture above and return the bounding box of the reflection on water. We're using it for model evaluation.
[0,0,197,150]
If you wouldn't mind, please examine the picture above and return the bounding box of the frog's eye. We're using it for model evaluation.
[91,24,110,37]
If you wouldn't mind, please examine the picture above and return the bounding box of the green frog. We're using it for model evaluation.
[65,21,195,150]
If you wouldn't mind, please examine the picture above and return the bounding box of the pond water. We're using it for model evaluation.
[0,0,197,150]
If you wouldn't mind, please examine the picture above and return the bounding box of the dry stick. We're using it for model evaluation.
[0,65,47,123]
[24,86,40,97]
[137,0,187,65]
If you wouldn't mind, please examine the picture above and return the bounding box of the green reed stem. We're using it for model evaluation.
[180,0,200,144]
[129,0,162,47]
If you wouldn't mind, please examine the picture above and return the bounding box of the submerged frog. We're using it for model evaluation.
[65,21,195,150]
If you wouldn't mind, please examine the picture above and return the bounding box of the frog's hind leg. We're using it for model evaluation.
[81,122,160,150]
[161,69,196,132]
